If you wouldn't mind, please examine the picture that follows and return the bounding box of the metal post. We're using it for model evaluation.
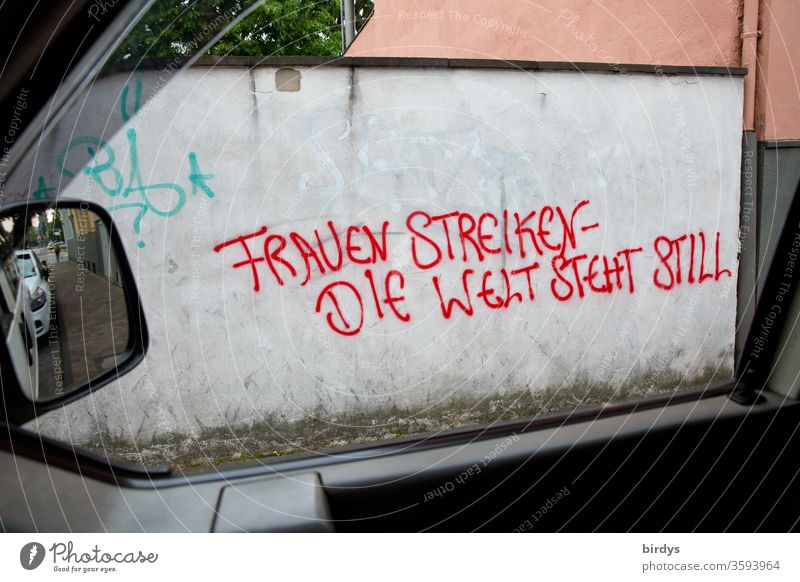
[342,0,356,51]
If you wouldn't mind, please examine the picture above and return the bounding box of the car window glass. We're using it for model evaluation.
[1,0,752,472]
[14,256,36,278]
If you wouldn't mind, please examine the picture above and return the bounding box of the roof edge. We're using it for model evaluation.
[104,55,747,77]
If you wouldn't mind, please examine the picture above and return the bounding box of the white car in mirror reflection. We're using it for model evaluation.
[13,250,51,339]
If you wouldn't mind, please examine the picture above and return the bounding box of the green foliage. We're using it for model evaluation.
[112,0,374,63]
[354,0,373,31]
[210,0,341,56]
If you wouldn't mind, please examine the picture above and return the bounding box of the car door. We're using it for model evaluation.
[0,254,39,403]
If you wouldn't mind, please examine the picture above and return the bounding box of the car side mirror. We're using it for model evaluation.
[0,200,148,424]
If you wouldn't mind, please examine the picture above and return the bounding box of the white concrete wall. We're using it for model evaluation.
[13,64,743,443]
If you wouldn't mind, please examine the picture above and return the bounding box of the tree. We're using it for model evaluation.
[46,210,63,242]
[112,0,374,63]
[354,0,373,32]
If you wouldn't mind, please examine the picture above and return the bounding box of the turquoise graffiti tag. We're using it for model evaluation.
[52,79,215,248]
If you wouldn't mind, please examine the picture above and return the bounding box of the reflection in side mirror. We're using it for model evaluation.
[0,200,146,419]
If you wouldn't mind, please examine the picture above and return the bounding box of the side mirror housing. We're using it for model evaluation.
[0,200,148,425]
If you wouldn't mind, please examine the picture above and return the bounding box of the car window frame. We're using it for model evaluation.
[0,0,794,486]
